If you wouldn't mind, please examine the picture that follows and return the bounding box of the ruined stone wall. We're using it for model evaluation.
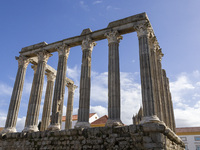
[0,123,184,150]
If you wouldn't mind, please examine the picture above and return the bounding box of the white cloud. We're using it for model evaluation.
[0,82,12,96]
[79,1,89,11]
[90,106,107,118]
[93,0,103,5]
[169,71,200,127]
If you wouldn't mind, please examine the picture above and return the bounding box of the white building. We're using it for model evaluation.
[176,127,200,150]
[61,113,99,130]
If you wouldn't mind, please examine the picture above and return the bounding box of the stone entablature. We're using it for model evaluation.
[0,123,185,150]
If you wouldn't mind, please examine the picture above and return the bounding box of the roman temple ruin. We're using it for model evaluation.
[0,13,185,149]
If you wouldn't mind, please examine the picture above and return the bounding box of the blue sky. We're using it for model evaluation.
[0,1,200,131]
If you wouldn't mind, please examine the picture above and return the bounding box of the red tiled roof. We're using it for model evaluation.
[176,127,200,133]
[62,113,96,122]
[91,115,108,125]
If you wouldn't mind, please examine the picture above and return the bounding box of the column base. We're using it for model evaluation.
[22,125,38,133]
[47,124,60,131]
[105,119,124,127]
[0,127,16,134]
[74,122,90,129]
[139,115,160,124]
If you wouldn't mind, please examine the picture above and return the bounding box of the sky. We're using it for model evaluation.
[0,0,200,132]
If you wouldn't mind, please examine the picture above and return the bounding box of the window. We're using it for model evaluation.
[196,145,200,150]
[195,136,200,141]
[180,137,187,141]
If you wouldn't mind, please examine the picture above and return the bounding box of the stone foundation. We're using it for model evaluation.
[0,123,184,150]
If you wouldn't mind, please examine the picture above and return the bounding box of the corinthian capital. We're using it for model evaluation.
[156,48,164,62]
[16,55,30,69]
[67,83,78,93]
[46,72,56,82]
[135,23,152,38]
[57,44,70,58]
[104,31,123,44]
[37,51,52,63]
[81,37,96,51]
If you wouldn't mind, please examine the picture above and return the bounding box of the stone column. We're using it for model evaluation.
[136,23,160,123]
[1,56,29,134]
[75,37,96,129]
[65,83,77,130]
[40,72,56,131]
[23,51,51,132]
[48,45,70,131]
[162,69,171,128]
[105,31,123,127]
[156,49,168,125]
[149,37,163,121]
[166,77,176,132]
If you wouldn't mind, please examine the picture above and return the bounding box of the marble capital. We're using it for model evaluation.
[156,49,164,62]
[67,83,77,93]
[104,31,123,44]
[15,55,30,69]
[57,44,70,58]
[37,51,52,63]
[81,37,96,51]
[135,23,153,38]
[46,72,56,82]
[31,65,37,73]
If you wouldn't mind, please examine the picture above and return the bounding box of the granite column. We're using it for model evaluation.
[105,31,123,127]
[40,72,56,131]
[75,37,96,128]
[23,51,51,132]
[48,45,70,130]
[136,23,160,123]
[1,56,29,134]
[65,83,77,130]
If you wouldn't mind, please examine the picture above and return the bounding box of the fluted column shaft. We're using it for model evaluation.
[65,84,77,130]
[165,76,176,132]
[136,24,160,123]
[2,56,29,134]
[48,45,70,131]
[156,49,168,124]
[162,69,171,128]
[105,31,123,127]
[75,38,96,129]
[149,38,163,121]
[23,51,51,132]
[40,72,56,131]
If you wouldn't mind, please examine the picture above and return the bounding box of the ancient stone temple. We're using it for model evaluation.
[0,13,185,149]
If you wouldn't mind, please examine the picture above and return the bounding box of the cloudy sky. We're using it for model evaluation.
[0,0,200,131]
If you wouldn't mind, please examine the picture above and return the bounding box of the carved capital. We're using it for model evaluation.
[37,51,52,63]
[156,48,164,62]
[105,31,123,44]
[81,37,96,51]
[46,72,56,82]
[31,65,37,73]
[67,83,78,93]
[149,36,159,53]
[57,44,70,58]
[135,23,152,38]
[16,55,30,69]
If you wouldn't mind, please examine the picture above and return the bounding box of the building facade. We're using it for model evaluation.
[177,127,200,150]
